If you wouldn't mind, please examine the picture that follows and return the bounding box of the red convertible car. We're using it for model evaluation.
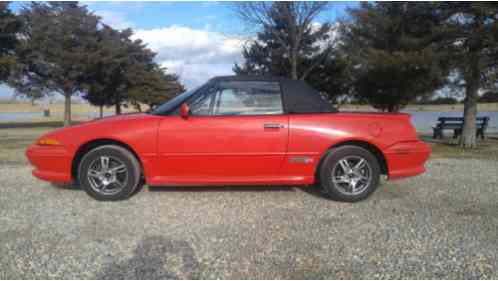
[26,76,431,202]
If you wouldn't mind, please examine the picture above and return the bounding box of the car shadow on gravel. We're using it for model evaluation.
[296,180,392,201]
[50,181,398,201]
[295,184,326,198]
[50,182,81,190]
[148,185,297,193]
[48,182,299,197]
[95,236,200,279]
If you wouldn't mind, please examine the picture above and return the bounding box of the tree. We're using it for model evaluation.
[9,77,48,105]
[426,96,459,105]
[83,25,161,115]
[233,2,350,103]
[479,91,498,103]
[14,2,100,126]
[0,2,20,82]
[342,2,447,112]
[127,67,185,112]
[431,3,498,148]
[301,54,352,104]
[233,2,333,80]
[83,26,133,117]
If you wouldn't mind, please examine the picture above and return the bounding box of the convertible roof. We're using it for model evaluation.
[210,76,337,114]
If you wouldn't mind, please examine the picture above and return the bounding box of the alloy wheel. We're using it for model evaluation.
[331,156,372,196]
[87,156,128,196]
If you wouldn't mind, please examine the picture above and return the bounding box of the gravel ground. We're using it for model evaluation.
[0,158,497,279]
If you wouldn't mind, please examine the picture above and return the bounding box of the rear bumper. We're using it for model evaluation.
[384,140,431,180]
[25,144,73,183]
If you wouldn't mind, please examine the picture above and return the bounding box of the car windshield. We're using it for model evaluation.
[151,85,203,115]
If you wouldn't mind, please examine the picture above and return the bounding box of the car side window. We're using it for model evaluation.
[187,86,217,116]
[213,81,283,116]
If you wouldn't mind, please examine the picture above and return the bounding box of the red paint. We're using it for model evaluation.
[26,111,431,186]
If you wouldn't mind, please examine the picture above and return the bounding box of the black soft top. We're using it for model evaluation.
[210,76,337,114]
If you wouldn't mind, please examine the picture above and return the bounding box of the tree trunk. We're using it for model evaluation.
[461,88,478,148]
[115,103,121,115]
[291,48,298,80]
[460,56,480,149]
[99,105,103,119]
[63,92,71,127]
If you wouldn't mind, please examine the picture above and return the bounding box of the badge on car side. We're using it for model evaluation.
[289,156,314,164]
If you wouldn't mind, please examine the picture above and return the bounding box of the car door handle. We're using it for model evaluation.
[264,123,285,129]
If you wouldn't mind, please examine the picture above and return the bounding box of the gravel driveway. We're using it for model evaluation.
[0,150,497,278]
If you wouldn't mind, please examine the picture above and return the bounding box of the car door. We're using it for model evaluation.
[156,80,289,182]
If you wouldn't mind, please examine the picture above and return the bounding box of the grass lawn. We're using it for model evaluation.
[420,134,498,161]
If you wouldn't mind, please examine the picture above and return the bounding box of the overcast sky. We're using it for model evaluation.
[1,1,352,99]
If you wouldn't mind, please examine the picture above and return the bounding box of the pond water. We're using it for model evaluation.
[0,111,113,121]
[1,110,497,133]
[0,112,44,121]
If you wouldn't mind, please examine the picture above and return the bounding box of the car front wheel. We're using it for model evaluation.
[319,145,380,202]
[78,145,141,201]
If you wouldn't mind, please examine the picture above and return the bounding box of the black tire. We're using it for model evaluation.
[78,145,141,201]
[319,145,380,202]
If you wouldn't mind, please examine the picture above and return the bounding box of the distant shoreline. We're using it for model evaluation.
[0,102,137,114]
[1,101,497,114]
[339,103,498,112]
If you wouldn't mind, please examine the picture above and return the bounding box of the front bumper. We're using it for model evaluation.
[384,140,432,180]
[25,144,73,183]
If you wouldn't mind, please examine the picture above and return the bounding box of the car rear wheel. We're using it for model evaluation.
[319,145,380,202]
[78,145,141,201]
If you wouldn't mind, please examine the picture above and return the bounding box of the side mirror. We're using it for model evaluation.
[180,103,190,119]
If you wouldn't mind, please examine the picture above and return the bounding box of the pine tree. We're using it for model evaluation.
[126,67,185,111]
[233,2,350,103]
[83,25,184,115]
[0,2,20,82]
[343,2,447,112]
[83,26,145,116]
[13,2,100,126]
